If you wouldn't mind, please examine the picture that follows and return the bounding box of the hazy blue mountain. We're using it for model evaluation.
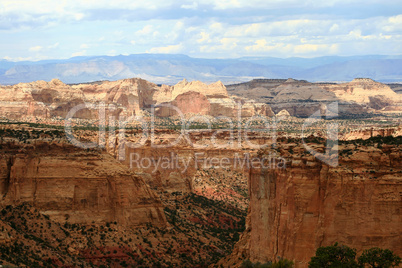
[0,54,401,85]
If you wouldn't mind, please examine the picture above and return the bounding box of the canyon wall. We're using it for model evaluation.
[229,78,402,117]
[340,126,402,140]
[225,142,402,267]
[0,142,167,228]
[5,77,399,120]
[115,129,278,193]
[0,78,273,120]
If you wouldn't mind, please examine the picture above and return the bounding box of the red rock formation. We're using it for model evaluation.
[74,78,159,116]
[0,77,274,119]
[155,91,211,117]
[230,78,402,117]
[171,79,228,99]
[0,143,167,228]
[225,143,402,267]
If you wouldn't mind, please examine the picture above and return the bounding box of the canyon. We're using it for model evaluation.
[0,76,401,267]
[228,78,402,117]
[0,141,167,228]
[0,78,273,120]
[0,77,401,122]
[222,137,402,267]
[0,125,249,267]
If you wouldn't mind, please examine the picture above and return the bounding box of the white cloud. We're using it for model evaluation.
[181,2,198,9]
[71,50,87,57]
[74,13,85,20]
[294,44,339,54]
[107,49,117,56]
[220,38,237,49]
[209,22,224,33]
[136,25,154,35]
[383,14,402,32]
[245,39,339,56]
[148,44,184,54]
[2,56,35,61]
[1,0,401,59]
[48,42,59,49]
[197,32,211,43]
[388,14,402,24]
[210,0,242,10]
[329,24,340,33]
[29,46,43,52]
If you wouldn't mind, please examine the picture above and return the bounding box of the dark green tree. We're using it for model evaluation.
[358,247,401,268]
[272,258,294,268]
[240,260,254,268]
[308,242,359,268]
[240,259,293,268]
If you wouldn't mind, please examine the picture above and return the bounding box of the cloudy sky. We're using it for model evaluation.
[1,0,401,61]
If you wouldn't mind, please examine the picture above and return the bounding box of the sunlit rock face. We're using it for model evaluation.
[0,78,274,119]
[223,143,402,267]
[0,142,167,228]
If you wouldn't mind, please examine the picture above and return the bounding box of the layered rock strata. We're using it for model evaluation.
[0,142,167,228]
[0,78,273,119]
[224,142,402,267]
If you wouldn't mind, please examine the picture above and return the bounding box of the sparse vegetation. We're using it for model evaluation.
[308,243,401,268]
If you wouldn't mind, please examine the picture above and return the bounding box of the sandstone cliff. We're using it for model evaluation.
[73,78,159,116]
[224,141,402,267]
[229,78,402,117]
[0,77,274,119]
[155,91,211,117]
[0,79,87,119]
[171,79,228,99]
[323,78,401,104]
[0,142,167,228]
[155,79,272,118]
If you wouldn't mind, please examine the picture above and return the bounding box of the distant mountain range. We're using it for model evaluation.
[1,54,401,85]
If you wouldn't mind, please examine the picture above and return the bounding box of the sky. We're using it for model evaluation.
[0,0,401,61]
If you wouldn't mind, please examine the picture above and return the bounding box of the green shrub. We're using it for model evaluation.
[358,247,401,268]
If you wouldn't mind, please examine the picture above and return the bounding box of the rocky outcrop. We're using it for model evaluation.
[253,103,275,117]
[0,79,87,119]
[0,142,167,228]
[73,78,160,116]
[0,77,273,119]
[171,79,228,99]
[155,91,211,117]
[209,98,238,117]
[158,79,273,118]
[226,143,402,267]
[324,78,400,103]
[276,109,291,118]
[229,78,402,117]
[116,129,270,193]
[272,82,337,103]
[341,127,402,140]
[5,76,399,119]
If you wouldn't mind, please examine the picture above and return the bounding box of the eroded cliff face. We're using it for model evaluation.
[155,91,212,117]
[0,142,167,228]
[226,142,402,267]
[73,78,159,116]
[230,78,402,117]
[341,127,402,140]
[171,79,228,99]
[323,78,401,104]
[0,77,274,119]
[0,79,86,119]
